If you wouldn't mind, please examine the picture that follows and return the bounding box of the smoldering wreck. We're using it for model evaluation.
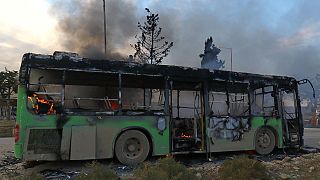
[14,51,305,165]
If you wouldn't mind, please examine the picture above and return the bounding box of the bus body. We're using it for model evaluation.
[15,52,304,165]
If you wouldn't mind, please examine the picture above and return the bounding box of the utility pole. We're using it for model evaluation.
[103,0,107,57]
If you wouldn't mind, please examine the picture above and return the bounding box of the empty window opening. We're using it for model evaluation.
[208,82,249,117]
[27,68,63,115]
[281,90,297,119]
[251,86,276,116]
[120,74,166,115]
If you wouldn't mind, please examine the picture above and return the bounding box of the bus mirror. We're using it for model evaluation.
[157,117,166,131]
[298,79,315,99]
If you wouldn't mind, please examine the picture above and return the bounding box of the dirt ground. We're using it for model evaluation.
[1,148,320,179]
[1,128,320,179]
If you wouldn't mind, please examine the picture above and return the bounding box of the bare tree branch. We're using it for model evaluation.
[131,8,173,65]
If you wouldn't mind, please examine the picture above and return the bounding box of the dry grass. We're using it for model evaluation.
[135,157,199,180]
[218,156,270,180]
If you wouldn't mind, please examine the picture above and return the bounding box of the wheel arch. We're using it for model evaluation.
[112,127,154,157]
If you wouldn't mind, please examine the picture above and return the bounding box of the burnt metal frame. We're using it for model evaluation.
[252,85,277,117]
[19,52,304,147]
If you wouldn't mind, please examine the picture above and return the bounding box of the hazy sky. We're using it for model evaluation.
[0,0,320,78]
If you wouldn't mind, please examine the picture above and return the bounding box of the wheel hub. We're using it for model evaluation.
[125,138,142,157]
[128,144,136,152]
[258,132,271,148]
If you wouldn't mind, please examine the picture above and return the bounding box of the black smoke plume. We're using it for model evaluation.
[52,0,138,60]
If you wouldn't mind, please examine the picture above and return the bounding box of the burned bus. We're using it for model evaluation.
[15,52,305,165]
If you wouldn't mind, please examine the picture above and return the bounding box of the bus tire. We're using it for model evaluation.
[115,130,150,165]
[255,127,275,155]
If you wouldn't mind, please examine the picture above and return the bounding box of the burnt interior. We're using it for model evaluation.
[26,67,166,116]
[20,52,304,152]
[171,81,204,151]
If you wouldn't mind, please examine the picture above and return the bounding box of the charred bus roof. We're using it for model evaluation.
[19,52,297,88]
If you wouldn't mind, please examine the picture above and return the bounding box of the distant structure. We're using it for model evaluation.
[128,55,134,62]
[200,37,225,70]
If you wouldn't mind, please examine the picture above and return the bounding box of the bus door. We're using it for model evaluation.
[279,88,301,146]
[169,80,205,152]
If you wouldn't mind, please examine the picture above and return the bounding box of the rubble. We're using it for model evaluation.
[113,165,134,178]
[0,151,23,178]
[190,162,220,180]
[1,147,320,179]
[185,149,320,179]
[301,145,319,153]
[262,153,320,178]
[40,169,81,180]
[0,151,21,167]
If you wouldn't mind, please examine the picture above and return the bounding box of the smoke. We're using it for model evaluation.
[52,0,320,78]
[51,0,138,60]
[146,1,320,78]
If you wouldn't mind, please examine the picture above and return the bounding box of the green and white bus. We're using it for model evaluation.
[15,52,306,165]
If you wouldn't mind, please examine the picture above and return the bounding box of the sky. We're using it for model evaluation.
[0,0,320,79]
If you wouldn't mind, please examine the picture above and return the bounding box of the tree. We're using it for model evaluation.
[132,8,173,65]
[200,37,225,70]
[0,68,18,99]
[0,68,18,120]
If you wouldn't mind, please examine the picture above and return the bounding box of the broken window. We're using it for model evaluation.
[64,85,119,112]
[208,82,249,117]
[122,88,164,111]
[27,68,63,114]
[252,86,275,116]
[171,90,201,118]
[64,71,120,113]
[281,90,297,119]
[121,74,165,113]
[229,93,249,116]
[27,68,121,115]
[208,92,228,116]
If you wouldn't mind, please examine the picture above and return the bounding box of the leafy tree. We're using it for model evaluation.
[0,68,18,99]
[132,8,173,65]
[200,36,225,70]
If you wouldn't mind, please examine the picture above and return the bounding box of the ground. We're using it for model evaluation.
[0,128,320,179]
[303,128,320,149]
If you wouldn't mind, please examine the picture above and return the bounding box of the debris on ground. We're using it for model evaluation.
[190,162,220,180]
[0,151,21,167]
[113,165,134,178]
[300,145,320,153]
[1,148,320,179]
[0,151,22,178]
[40,169,81,180]
[263,153,320,179]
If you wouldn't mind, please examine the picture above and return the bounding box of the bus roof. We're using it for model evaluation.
[19,52,297,87]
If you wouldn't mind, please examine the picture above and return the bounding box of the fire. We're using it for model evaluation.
[28,93,56,114]
[178,132,192,138]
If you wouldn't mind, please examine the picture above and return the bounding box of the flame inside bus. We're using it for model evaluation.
[28,93,56,114]
[178,132,193,138]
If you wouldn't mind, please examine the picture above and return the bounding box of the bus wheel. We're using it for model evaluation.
[115,130,150,165]
[255,127,275,155]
